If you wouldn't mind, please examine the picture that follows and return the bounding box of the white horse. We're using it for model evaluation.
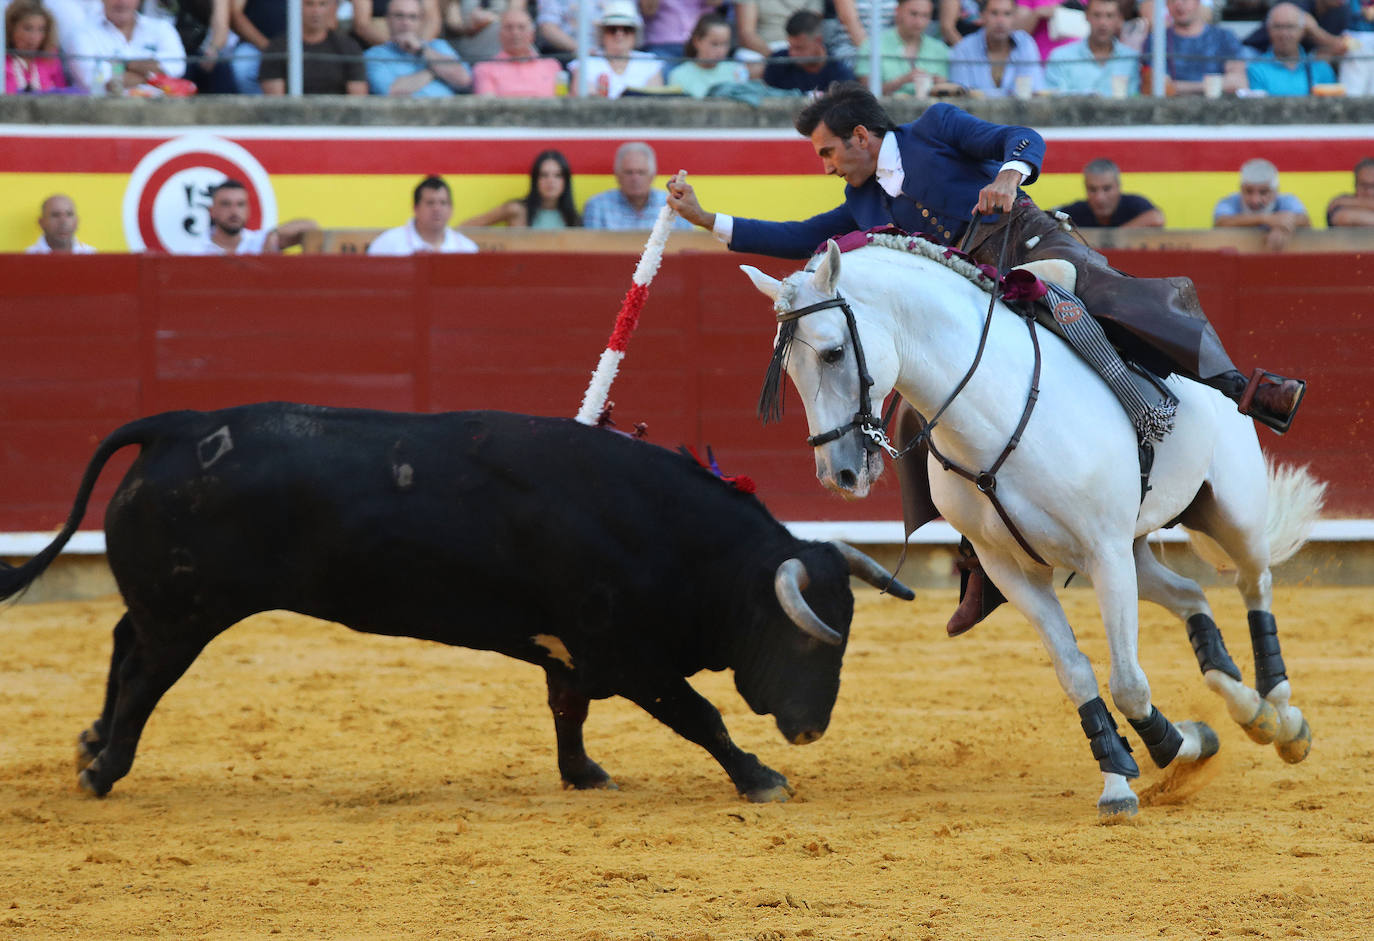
[743,235,1325,818]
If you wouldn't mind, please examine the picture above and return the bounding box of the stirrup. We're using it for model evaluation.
[1237,368,1306,435]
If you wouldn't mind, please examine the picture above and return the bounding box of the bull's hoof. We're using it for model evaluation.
[1241,699,1280,744]
[1097,794,1139,821]
[1275,718,1312,764]
[560,759,617,791]
[76,767,111,798]
[743,782,793,803]
[1179,720,1221,761]
[75,739,100,773]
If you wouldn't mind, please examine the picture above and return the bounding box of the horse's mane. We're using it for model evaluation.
[759,233,1001,423]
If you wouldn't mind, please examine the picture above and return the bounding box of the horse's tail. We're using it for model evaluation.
[1188,459,1327,571]
[0,414,176,604]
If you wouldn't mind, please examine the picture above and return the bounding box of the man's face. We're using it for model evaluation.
[615,151,654,202]
[103,0,138,28]
[1087,0,1122,45]
[414,185,454,232]
[810,121,879,188]
[1241,181,1278,213]
[787,30,827,72]
[209,187,249,236]
[386,0,423,44]
[982,0,1016,41]
[301,0,335,33]
[1266,7,1304,57]
[893,0,934,41]
[1167,0,1200,29]
[39,196,78,245]
[499,11,534,55]
[1355,166,1374,199]
[1084,171,1122,219]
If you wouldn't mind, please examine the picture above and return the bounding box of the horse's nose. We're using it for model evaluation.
[835,468,858,491]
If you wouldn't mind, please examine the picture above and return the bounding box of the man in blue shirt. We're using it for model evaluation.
[666,82,1305,632]
[584,142,695,231]
[364,0,472,96]
[1141,0,1247,93]
[1045,0,1141,96]
[1214,158,1312,251]
[1246,2,1337,94]
[762,10,857,92]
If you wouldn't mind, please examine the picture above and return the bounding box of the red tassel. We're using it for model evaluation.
[608,284,650,352]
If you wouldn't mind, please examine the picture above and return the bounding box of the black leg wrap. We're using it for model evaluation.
[1078,697,1139,779]
[1186,613,1242,682]
[1127,706,1184,769]
[1248,610,1287,698]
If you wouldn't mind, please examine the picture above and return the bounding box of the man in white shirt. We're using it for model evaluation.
[367,176,479,255]
[192,179,318,255]
[66,0,186,92]
[26,194,97,254]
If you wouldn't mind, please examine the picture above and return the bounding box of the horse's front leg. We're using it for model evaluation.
[975,550,1140,819]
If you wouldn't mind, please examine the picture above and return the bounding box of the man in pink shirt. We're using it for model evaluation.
[472,8,561,97]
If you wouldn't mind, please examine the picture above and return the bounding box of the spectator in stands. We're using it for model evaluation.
[1246,3,1337,94]
[1056,158,1164,227]
[534,0,588,57]
[66,0,187,92]
[1213,158,1311,252]
[5,0,67,93]
[472,8,561,96]
[854,0,950,95]
[442,0,503,64]
[1045,0,1139,95]
[229,0,282,94]
[665,13,750,96]
[351,0,440,48]
[949,0,1044,96]
[1140,0,1246,95]
[1241,0,1348,59]
[368,175,480,254]
[1014,0,1077,63]
[1326,156,1374,227]
[583,141,694,230]
[26,194,96,253]
[259,0,368,94]
[570,0,665,97]
[190,179,319,254]
[1341,0,1374,96]
[641,0,718,59]
[763,9,856,90]
[462,150,583,228]
[940,0,983,45]
[177,0,237,95]
[735,0,820,57]
[364,0,472,96]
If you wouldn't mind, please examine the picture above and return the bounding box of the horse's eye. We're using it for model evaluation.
[822,346,845,365]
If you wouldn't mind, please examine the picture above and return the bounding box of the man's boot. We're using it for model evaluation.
[1235,368,1306,434]
[947,538,1006,637]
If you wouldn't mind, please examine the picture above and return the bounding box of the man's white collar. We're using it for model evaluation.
[875,133,904,198]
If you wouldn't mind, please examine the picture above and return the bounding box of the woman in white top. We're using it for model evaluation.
[570,0,664,98]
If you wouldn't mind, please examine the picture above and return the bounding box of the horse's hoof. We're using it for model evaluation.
[1178,720,1220,760]
[76,767,110,799]
[1275,718,1311,764]
[1097,794,1139,821]
[1242,699,1280,744]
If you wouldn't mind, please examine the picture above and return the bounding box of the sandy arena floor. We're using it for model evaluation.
[2,584,1371,940]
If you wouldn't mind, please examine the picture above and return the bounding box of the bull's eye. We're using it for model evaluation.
[822,346,845,365]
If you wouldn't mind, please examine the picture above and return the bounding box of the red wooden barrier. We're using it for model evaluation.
[1,250,1368,534]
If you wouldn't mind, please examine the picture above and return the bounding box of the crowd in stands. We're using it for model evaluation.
[20,149,1374,254]
[6,0,1374,98]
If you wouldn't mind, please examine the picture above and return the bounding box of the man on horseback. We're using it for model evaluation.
[666,80,1306,634]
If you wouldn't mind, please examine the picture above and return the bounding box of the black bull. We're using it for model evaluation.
[0,404,912,802]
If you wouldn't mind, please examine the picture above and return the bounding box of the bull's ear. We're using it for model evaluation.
[740,264,781,302]
[811,240,842,295]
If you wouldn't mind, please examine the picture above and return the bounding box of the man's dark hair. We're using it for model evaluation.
[785,9,823,36]
[413,175,451,206]
[210,179,248,199]
[1355,156,1374,177]
[795,81,895,138]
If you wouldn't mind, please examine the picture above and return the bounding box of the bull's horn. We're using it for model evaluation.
[774,558,843,646]
[830,541,916,601]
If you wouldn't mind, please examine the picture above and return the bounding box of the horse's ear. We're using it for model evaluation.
[812,240,842,295]
[740,265,781,302]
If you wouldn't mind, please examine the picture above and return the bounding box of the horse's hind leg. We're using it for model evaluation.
[1180,489,1311,763]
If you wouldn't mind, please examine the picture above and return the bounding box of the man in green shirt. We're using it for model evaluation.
[854,0,950,95]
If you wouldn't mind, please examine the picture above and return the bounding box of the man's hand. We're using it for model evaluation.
[666,173,716,230]
[975,168,1022,215]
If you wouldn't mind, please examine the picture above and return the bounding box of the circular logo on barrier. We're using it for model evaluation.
[1052,299,1083,325]
[122,134,277,253]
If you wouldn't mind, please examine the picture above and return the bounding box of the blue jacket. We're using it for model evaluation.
[730,103,1046,258]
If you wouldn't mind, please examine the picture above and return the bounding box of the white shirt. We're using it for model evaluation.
[66,10,187,90]
[711,133,1033,244]
[193,227,271,255]
[570,52,663,100]
[26,235,97,253]
[366,220,479,255]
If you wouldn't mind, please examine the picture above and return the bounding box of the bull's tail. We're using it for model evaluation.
[0,414,178,604]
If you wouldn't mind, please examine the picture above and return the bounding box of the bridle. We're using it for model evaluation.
[774,222,1050,567]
